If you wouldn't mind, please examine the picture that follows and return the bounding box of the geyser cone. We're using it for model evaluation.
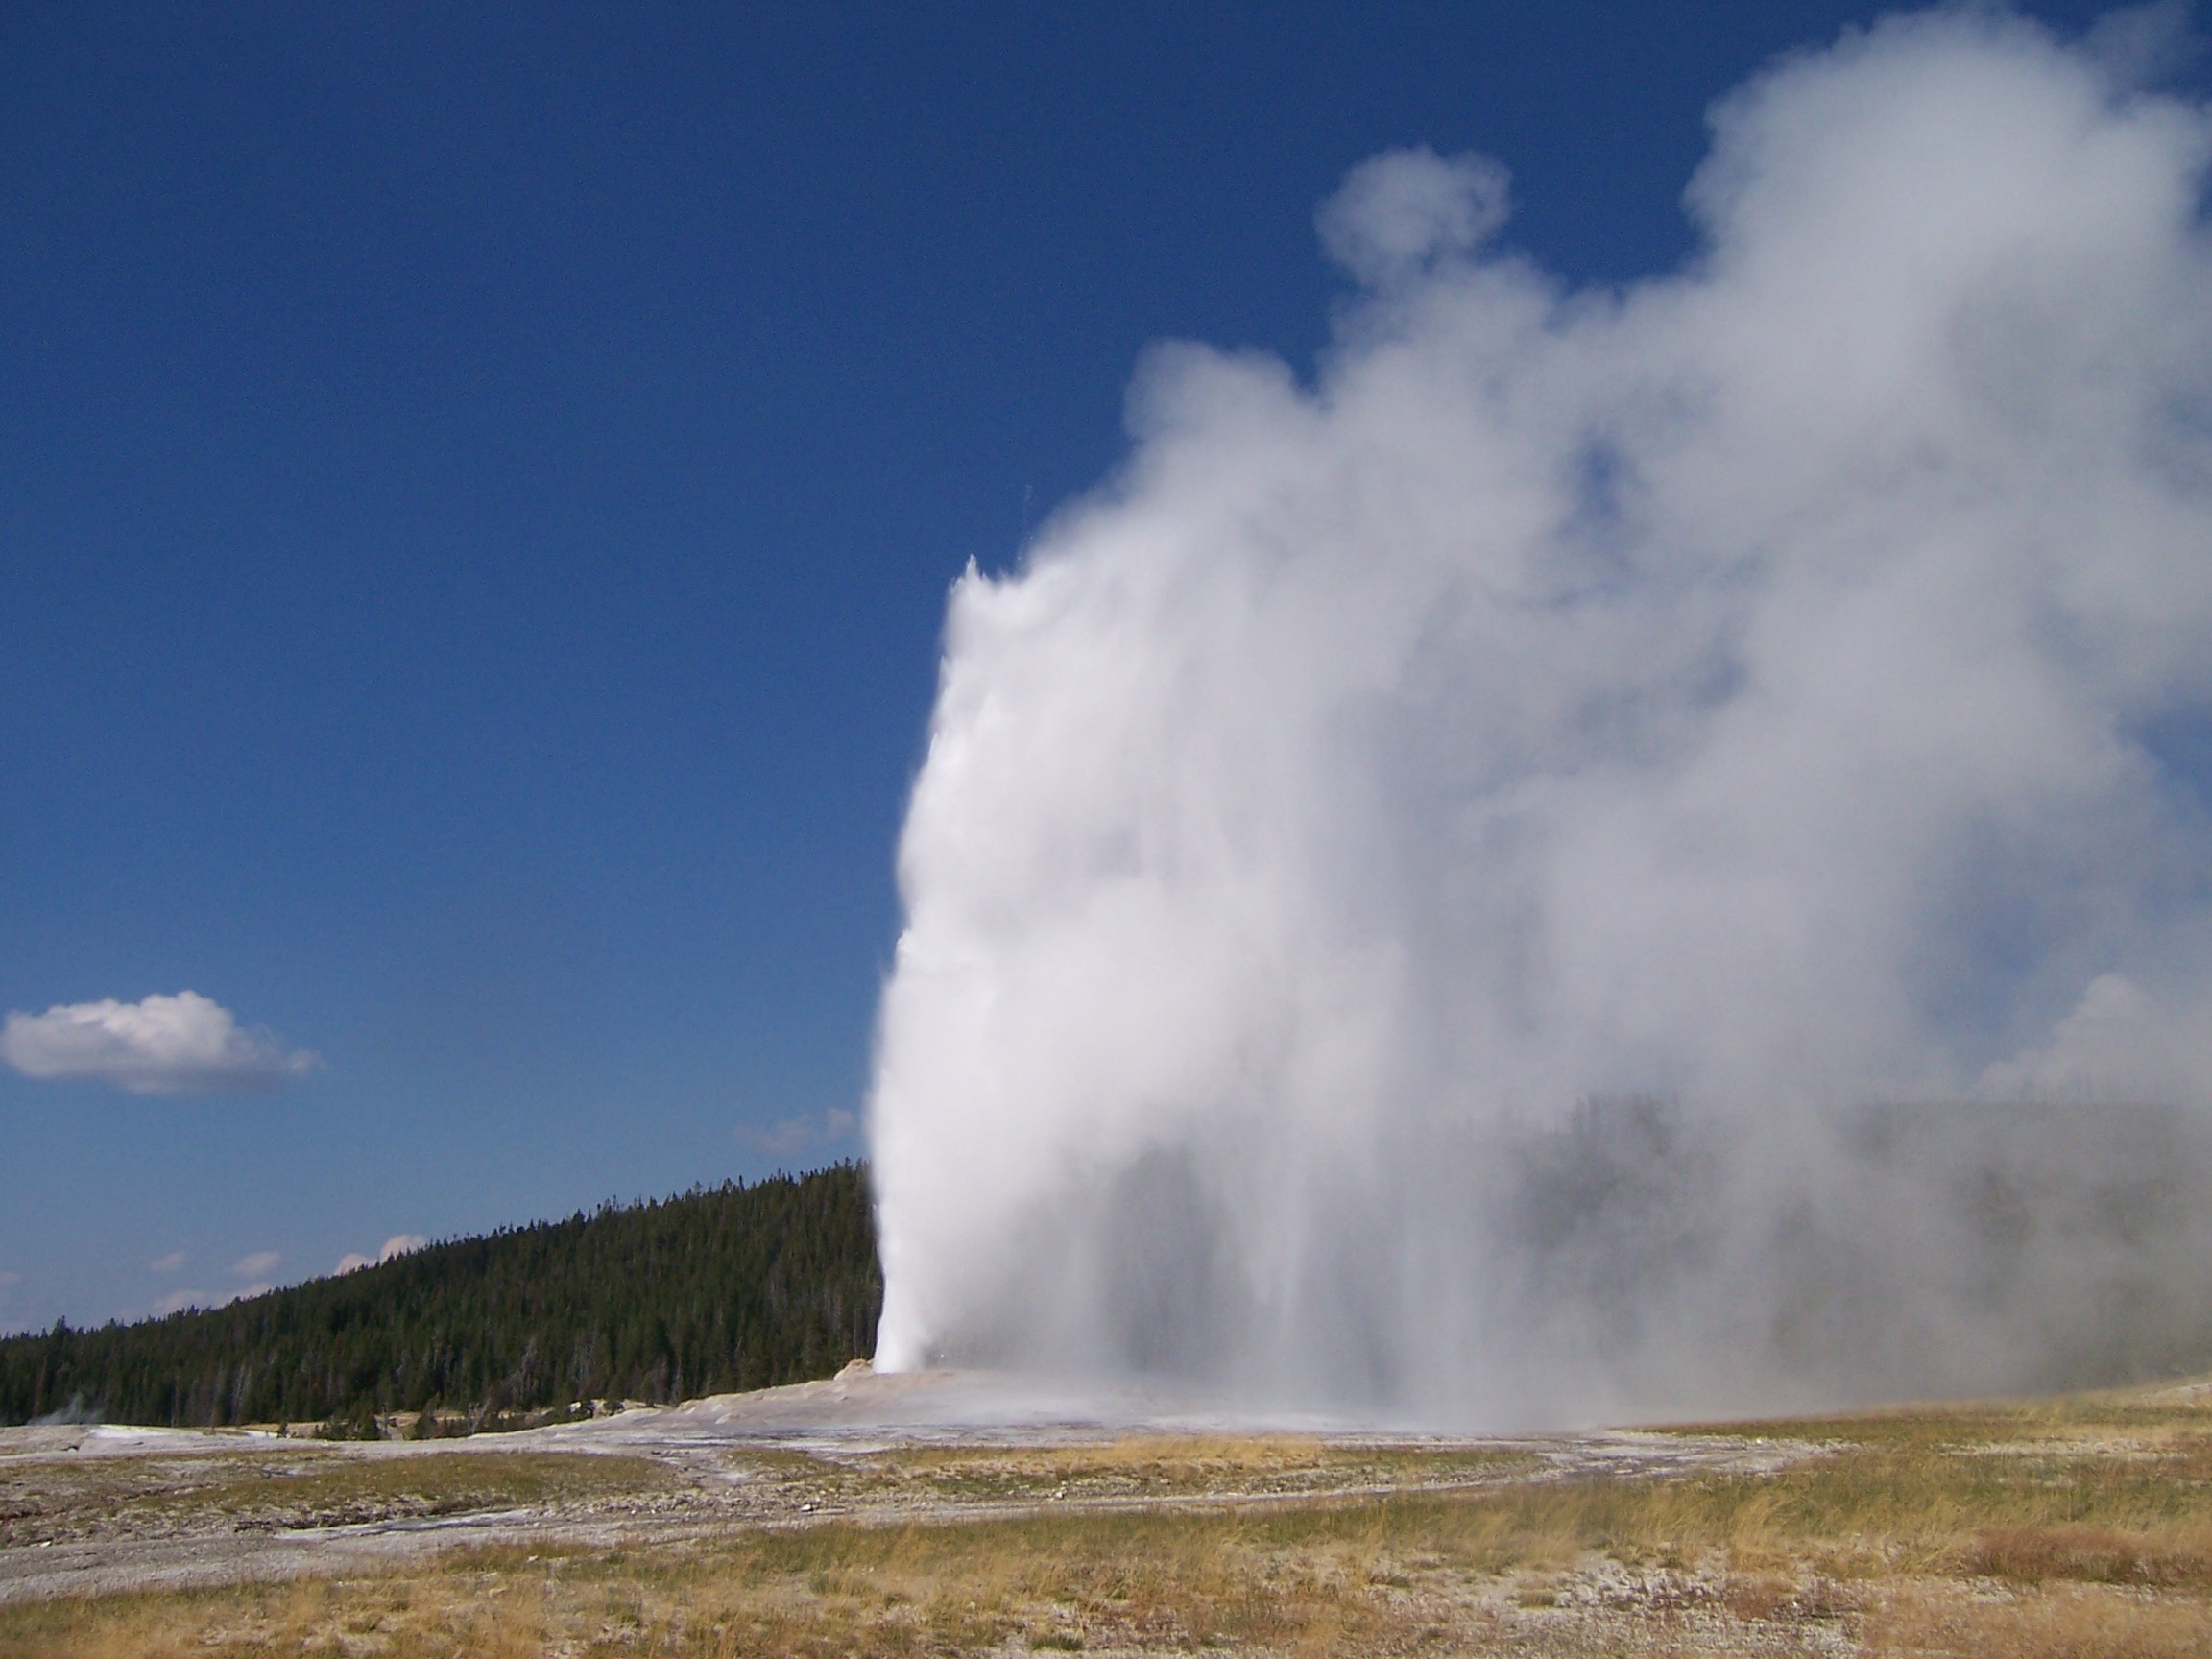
[870,9,2212,1427]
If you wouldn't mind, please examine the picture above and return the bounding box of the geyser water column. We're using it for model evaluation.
[869,10,2212,1423]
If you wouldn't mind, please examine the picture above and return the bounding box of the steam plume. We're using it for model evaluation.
[870,11,2212,1424]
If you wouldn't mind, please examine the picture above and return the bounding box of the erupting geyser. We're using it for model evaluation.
[869,10,2212,1425]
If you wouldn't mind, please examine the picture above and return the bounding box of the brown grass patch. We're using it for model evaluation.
[1870,1582,2212,1658]
[1965,1525,2212,1588]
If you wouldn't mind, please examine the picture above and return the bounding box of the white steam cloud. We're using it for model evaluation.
[869,11,2212,1424]
[0,991,318,1095]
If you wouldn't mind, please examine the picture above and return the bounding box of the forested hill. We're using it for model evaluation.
[0,1163,879,1431]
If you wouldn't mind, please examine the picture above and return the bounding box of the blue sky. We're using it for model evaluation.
[0,0,2163,1333]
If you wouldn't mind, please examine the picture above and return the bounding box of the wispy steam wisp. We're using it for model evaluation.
[870,11,2212,1424]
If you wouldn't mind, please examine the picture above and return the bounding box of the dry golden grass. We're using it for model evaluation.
[1866,1584,2212,1659]
[0,1523,1382,1659]
[7,1391,2212,1655]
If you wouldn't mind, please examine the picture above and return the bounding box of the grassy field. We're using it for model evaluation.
[6,1390,2212,1656]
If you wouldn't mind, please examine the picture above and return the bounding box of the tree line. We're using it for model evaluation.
[0,1163,880,1430]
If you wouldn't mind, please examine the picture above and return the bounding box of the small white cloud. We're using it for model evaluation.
[153,1288,208,1316]
[336,1233,426,1275]
[735,1107,858,1159]
[149,1251,186,1274]
[229,1251,280,1281]
[0,991,318,1095]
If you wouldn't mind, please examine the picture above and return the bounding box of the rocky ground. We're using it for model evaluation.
[2,1370,2207,1655]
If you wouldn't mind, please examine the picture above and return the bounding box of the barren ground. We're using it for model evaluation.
[4,1369,2209,1655]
